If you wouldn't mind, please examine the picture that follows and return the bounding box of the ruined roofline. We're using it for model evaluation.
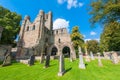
[53,27,67,31]
[23,10,52,24]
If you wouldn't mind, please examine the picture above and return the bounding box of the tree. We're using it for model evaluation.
[89,0,120,52]
[86,40,99,54]
[89,0,120,25]
[70,26,84,55]
[100,21,120,51]
[0,6,21,46]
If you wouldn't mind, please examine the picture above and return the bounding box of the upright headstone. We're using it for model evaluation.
[90,51,95,60]
[70,53,73,62]
[2,46,12,66]
[44,54,50,68]
[111,51,119,64]
[97,52,103,67]
[28,55,35,66]
[85,47,90,62]
[40,54,45,64]
[78,47,86,69]
[58,54,65,76]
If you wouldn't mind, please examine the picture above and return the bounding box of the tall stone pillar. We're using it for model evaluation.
[58,54,65,76]
[79,47,86,69]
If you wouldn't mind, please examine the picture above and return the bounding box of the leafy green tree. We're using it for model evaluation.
[100,21,120,51]
[70,26,84,55]
[89,0,120,52]
[0,6,21,46]
[89,0,120,25]
[86,40,99,54]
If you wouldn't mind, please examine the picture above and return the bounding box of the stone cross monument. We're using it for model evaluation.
[79,46,86,69]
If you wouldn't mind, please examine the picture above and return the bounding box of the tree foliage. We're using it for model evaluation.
[86,40,99,54]
[89,0,120,25]
[0,6,21,45]
[70,26,84,54]
[90,0,120,52]
[100,21,120,51]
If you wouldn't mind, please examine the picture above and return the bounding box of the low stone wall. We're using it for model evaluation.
[19,59,29,65]
[16,48,35,59]
[104,51,120,64]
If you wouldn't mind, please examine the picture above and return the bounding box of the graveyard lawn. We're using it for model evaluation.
[0,59,120,80]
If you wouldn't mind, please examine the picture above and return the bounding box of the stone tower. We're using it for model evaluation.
[17,10,53,58]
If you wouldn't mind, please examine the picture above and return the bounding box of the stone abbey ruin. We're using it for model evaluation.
[17,10,76,60]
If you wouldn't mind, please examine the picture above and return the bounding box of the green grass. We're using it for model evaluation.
[0,59,120,80]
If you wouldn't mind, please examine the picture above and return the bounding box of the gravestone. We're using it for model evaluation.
[90,51,95,60]
[2,46,12,66]
[58,54,65,76]
[85,47,90,62]
[97,52,103,67]
[79,47,86,69]
[40,54,45,63]
[44,55,50,68]
[70,53,73,62]
[111,51,119,64]
[28,55,35,66]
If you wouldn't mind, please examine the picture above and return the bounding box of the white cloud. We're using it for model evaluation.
[84,38,100,42]
[90,31,97,36]
[58,0,65,4]
[57,0,84,9]
[79,2,84,7]
[95,38,100,42]
[85,39,91,42]
[53,18,69,30]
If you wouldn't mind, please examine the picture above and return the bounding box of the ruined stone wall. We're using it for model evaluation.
[18,10,52,48]
[23,23,39,47]
[17,10,53,58]
[53,28,71,44]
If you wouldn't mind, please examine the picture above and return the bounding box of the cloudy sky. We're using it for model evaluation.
[0,0,102,41]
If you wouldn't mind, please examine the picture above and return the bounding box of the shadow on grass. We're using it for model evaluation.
[65,67,72,73]
[85,63,88,68]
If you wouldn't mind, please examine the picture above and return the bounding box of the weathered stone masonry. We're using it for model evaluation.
[17,10,76,59]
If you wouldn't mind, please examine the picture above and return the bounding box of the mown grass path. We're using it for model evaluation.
[0,59,120,80]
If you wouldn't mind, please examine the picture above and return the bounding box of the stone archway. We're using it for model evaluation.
[62,46,70,57]
[51,47,58,56]
[49,44,59,56]
[61,43,76,59]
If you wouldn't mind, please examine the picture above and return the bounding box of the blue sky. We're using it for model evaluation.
[0,0,102,41]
